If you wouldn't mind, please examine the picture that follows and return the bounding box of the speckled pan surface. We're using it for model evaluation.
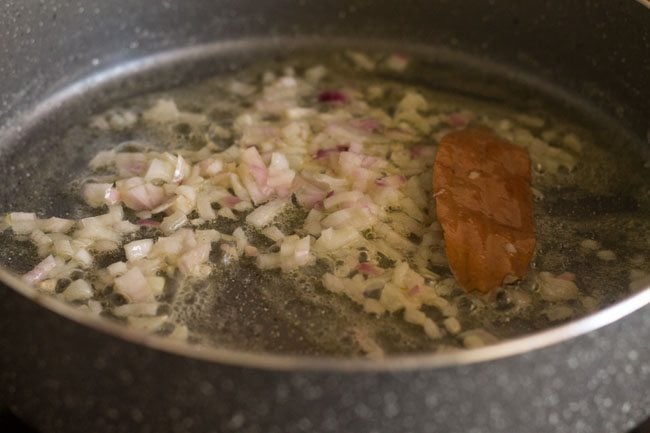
[1,1,649,432]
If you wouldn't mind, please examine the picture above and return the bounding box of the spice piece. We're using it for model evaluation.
[433,126,536,293]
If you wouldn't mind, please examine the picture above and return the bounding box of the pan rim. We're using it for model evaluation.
[1,36,649,372]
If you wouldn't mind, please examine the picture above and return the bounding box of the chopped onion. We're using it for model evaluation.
[39,217,76,233]
[63,279,93,302]
[160,211,188,235]
[107,261,128,276]
[7,212,38,235]
[144,159,174,183]
[124,239,154,262]
[313,227,361,252]
[261,226,285,242]
[245,198,288,228]
[23,255,57,284]
[113,302,159,317]
[114,267,154,303]
[178,243,211,276]
[120,182,166,212]
[537,272,579,301]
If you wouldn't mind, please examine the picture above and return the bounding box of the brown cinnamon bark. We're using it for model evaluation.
[433,127,536,293]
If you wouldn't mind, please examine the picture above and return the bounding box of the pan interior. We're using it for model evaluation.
[0,40,648,357]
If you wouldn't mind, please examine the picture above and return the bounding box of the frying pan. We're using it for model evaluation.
[1,1,650,432]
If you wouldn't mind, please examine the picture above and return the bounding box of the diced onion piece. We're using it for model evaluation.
[195,229,221,244]
[267,152,295,187]
[124,239,154,262]
[107,261,128,277]
[88,300,103,315]
[245,198,288,228]
[89,150,116,169]
[461,329,499,349]
[120,182,166,212]
[323,191,364,210]
[257,253,281,269]
[279,235,312,271]
[169,324,189,341]
[63,279,93,302]
[196,194,216,220]
[7,212,38,235]
[23,255,57,284]
[320,207,373,230]
[74,248,93,268]
[53,239,74,258]
[160,211,187,235]
[144,159,174,183]
[178,243,211,276]
[40,217,76,233]
[113,220,139,235]
[537,272,579,301]
[146,276,166,296]
[114,267,154,303]
[313,227,361,252]
[238,147,272,204]
[115,153,147,177]
[143,98,180,123]
[261,226,285,242]
[113,302,159,317]
[83,183,117,208]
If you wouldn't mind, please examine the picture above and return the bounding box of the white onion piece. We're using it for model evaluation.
[169,324,189,341]
[88,150,116,169]
[113,302,159,317]
[143,99,180,123]
[113,220,140,235]
[160,211,187,235]
[198,158,223,177]
[63,279,93,302]
[238,147,272,204]
[83,183,116,208]
[537,272,579,301]
[144,159,174,183]
[196,194,216,220]
[53,239,74,258]
[107,261,128,277]
[88,300,103,315]
[178,243,211,276]
[267,152,295,188]
[313,227,361,252]
[23,255,57,284]
[195,229,221,244]
[39,217,75,233]
[115,153,147,177]
[261,226,285,242]
[74,248,93,268]
[323,191,364,210]
[173,155,189,183]
[7,212,37,235]
[114,267,154,303]
[74,225,120,243]
[120,183,166,212]
[124,239,153,262]
[245,198,288,228]
[320,207,373,230]
[257,253,281,269]
[146,276,166,296]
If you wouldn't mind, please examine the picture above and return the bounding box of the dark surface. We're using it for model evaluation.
[1,1,650,433]
[2,408,650,433]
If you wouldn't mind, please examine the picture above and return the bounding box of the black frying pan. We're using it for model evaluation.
[1,1,649,432]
